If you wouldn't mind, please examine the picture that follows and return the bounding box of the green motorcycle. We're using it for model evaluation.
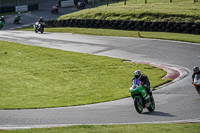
[0,20,4,29]
[129,79,155,113]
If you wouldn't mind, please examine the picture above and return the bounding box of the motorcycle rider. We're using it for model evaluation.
[52,4,59,13]
[77,0,86,9]
[14,12,21,23]
[17,12,21,17]
[132,70,152,96]
[192,66,200,82]
[34,16,45,33]
[1,16,5,24]
[38,17,44,24]
[56,3,59,8]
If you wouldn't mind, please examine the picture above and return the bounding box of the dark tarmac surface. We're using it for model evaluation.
[1,0,78,30]
[0,31,199,129]
[0,0,200,130]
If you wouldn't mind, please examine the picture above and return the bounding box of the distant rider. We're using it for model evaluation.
[38,17,44,24]
[132,70,152,96]
[52,4,59,13]
[192,66,200,82]
[15,12,21,21]
[1,16,5,24]
[52,5,57,10]
[17,12,21,17]
[56,3,59,8]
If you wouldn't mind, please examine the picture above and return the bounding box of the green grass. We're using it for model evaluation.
[0,12,17,16]
[0,11,28,16]
[0,123,200,133]
[58,0,200,22]
[0,40,169,110]
[20,26,200,44]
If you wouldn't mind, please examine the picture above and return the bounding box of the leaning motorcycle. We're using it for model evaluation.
[51,6,58,14]
[33,22,45,34]
[193,74,200,95]
[0,20,4,29]
[14,15,21,24]
[129,79,155,113]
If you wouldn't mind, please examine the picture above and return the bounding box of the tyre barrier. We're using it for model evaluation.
[44,19,200,34]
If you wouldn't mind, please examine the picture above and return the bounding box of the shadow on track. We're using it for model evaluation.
[143,111,175,117]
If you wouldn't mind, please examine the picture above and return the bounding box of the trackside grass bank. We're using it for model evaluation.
[0,40,169,110]
[58,0,200,22]
[19,27,200,44]
[0,123,200,133]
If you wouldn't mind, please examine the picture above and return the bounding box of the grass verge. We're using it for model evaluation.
[0,40,169,110]
[0,12,17,16]
[0,11,28,16]
[58,0,200,22]
[19,26,200,44]
[0,123,200,133]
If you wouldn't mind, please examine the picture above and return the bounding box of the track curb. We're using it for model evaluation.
[124,60,189,90]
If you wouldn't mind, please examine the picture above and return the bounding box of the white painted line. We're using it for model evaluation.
[0,118,200,130]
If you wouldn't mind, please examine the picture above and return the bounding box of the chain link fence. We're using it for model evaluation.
[89,0,200,6]
[0,0,39,13]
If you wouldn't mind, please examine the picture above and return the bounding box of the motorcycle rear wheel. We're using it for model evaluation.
[134,96,143,113]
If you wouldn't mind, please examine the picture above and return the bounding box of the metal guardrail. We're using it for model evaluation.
[61,0,74,7]
[16,5,28,12]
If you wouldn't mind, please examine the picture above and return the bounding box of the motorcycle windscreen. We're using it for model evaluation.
[133,79,141,86]
[194,74,200,85]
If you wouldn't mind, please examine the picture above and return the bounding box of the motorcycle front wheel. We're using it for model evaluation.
[134,96,143,113]
[147,96,155,112]
[14,20,17,24]
[196,86,200,95]
[40,27,44,34]
[34,28,38,33]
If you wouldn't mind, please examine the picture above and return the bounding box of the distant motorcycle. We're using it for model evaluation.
[77,0,86,9]
[193,74,200,95]
[0,20,4,29]
[51,5,59,14]
[129,79,155,113]
[33,22,45,34]
[14,15,21,24]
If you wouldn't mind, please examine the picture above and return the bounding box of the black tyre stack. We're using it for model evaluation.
[44,19,200,35]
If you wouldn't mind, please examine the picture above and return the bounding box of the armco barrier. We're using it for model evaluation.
[15,5,28,12]
[44,19,200,34]
[61,0,74,7]
[0,3,38,13]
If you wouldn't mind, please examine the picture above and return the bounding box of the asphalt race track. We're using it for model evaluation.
[0,0,200,130]
[1,0,78,30]
[0,30,200,129]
